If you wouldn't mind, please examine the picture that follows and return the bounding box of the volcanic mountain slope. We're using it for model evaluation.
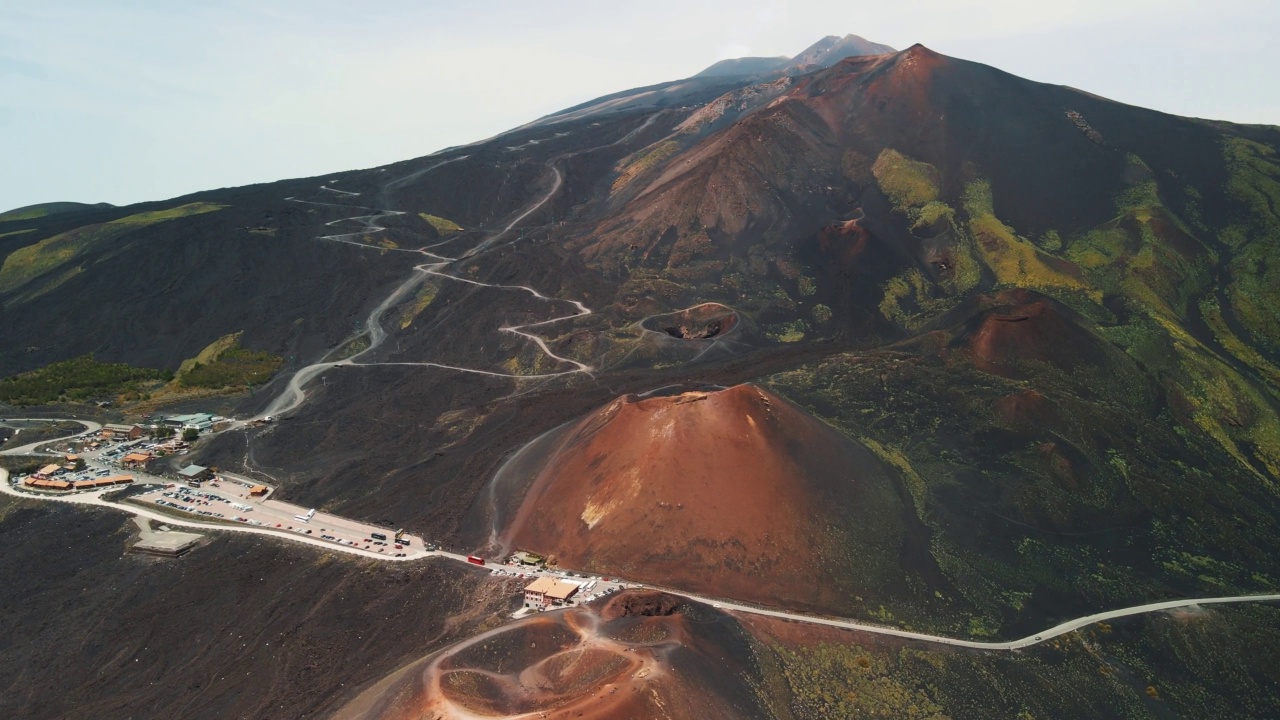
[766,284,1280,637]
[2,35,1280,719]
[0,497,512,720]
[499,384,938,618]
[562,44,1280,356]
[0,107,665,379]
[747,601,1280,719]
[339,589,1280,720]
[213,52,1280,632]
[0,201,114,222]
[335,591,772,720]
[16,40,1268,642]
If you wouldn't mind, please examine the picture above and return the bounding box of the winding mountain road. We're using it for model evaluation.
[267,159,589,419]
[9,131,1276,654]
[678,590,1280,650]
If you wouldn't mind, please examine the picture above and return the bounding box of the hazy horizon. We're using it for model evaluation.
[3,0,1277,210]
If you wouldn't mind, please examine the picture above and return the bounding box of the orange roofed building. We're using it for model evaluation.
[71,475,134,490]
[25,477,72,490]
[122,452,152,467]
[523,577,580,609]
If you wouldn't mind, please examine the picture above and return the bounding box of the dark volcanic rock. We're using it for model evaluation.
[600,589,683,619]
[0,497,502,720]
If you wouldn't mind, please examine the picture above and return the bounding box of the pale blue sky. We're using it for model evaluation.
[2,0,1276,210]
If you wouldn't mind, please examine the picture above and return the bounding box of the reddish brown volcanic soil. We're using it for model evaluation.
[332,591,770,720]
[502,384,920,615]
[953,289,1113,379]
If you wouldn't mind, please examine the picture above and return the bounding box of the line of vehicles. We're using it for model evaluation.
[156,487,230,517]
[135,484,415,555]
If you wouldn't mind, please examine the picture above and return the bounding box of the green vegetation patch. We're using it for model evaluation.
[1223,137,1280,245]
[399,280,440,329]
[879,268,952,329]
[775,643,947,720]
[763,335,1280,636]
[418,213,463,234]
[1170,338,1280,479]
[763,605,1280,719]
[175,332,281,389]
[0,208,49,222]
[1218,138,1280,353]
[911,200,955,232]
[1199,295,1280,388]
[963,180,1096,298]
[872,149,940,211]
[612,139,680,193]
[0,355,168,406]
[0,202,225,294]
[0,228,35,239]
[765,319,808,343]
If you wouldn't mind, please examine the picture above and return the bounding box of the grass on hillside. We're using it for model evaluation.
[612,140,680,193]
[171,332,282,390]
[0,208,49,222]
[399,281,440,329]
[872,149,939,211]
[1220,138,1280,354]
[0,202,225,294]
[419,213,463,234]
[0,229,35,239]
[962,180,1095,298]
[0,355,169,406]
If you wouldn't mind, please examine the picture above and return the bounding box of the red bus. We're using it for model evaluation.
[466,555,485,566]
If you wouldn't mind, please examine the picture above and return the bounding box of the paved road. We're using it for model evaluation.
[0,467,435,562]
[0,418,102,455]
[8,424,1280,650]
[673,589,1280,650]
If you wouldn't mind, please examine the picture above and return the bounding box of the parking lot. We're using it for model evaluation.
[130,482,425,557]
[4,420,651,613]
[8,422,635,598]
[12,427,427,558]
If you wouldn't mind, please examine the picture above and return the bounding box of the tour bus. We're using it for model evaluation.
[466,555,485,566]
[293,508,316,523]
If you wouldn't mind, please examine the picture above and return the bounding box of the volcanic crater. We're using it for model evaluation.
[333,591,770,720]
[501,383,927,615]
[642,302,740,340]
